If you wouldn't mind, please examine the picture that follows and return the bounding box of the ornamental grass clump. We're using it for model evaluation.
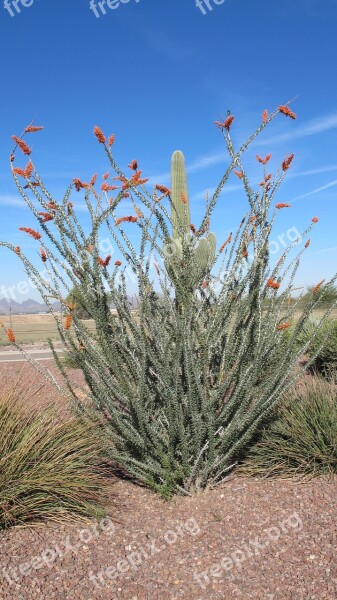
[0,379,109,530]
[239,376,337,478]
[1,105,337,496]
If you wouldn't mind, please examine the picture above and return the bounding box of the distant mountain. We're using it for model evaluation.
[0,298,61,314]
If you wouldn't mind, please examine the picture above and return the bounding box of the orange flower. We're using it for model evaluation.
[7,328,16,343]
[262,109,269,124]
[234,170,244,179]
[155,184,171,196]
[128,160,138,171]
[64,314,72,330]
[108,134,115,147]
[73,178,88,192]
[90,173,98,186]
[11,135,31,155]
[312,279,325,294]
[304,239,311,248]
[14,246,20,254]
[282,153,294,171]
[47,201,58,211]
[215,115,235,131]
[93,126,106,144]
[256,153,271,165]
[98,255,111,268]
[224,115,235,130]
[219,232,232,253]
[103,171,110,181]
[25,161,33,178]
[40,247,47,262]
[312,217,319,223]
[277,321,291,331]
[101,182,120,192]
[38,211,54,223]
[14,162,33,178]
[242,244,248,259]
[278,105,296,120]
[275,203,291,209]
[12,167,27,177]
[267,278,280,290]
[114,260,122,266]
[190,224,197,235]
[115,216,138,226]
[19,227,42,240]
[130,170,149,186]
[25,125,43,133]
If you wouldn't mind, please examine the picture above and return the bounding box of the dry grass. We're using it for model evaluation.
[0,377,111,530]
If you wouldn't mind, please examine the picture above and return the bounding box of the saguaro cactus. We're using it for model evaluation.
[164,150,216,290]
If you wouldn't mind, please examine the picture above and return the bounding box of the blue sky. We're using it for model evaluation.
[0,0,337,301]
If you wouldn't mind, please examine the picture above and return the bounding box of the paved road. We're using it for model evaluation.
[0,349,64,363]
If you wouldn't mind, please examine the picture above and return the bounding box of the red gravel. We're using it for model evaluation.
[0,361,336,599]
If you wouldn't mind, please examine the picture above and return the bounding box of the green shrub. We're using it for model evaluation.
[1,105,337,496]
[0,381,109,530]
[306,319,337,381]
[239,377,337,478]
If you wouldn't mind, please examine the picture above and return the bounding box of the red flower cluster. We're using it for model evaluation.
[256,154,271,165]
[128,160,138,171]
[214,115,235,131]
[19,227,42,240]
[275,203,291,209]
[90,173,98,186]
[40,247,47,263]
[312,279,325,294]
[13,161,33,179]
[98,255,111,268]
[114,260,122,266]
[262,109,269,124]
[11,136,31,156]
[7,328,16,343]
[282,153,294,171]
[73,178,88,192]
[219,233,232,253]
[101,182,120,192]
[267,278,280,290]
[155,184,171,197]
[115,216,138,226]
[25,125,43,133]
[64,314,72,330]
[277,322,291,331]
[278,105,296,120]
[93,126,106,144]
[38,211,54,223]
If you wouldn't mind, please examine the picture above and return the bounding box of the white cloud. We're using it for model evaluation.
[292,178,337,201]
[256,111,337,147]
[0,194,26,208]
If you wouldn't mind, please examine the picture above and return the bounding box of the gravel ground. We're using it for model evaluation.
[0,361,336,600]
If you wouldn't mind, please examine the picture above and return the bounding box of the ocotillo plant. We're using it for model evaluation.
[1,105,336,496]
